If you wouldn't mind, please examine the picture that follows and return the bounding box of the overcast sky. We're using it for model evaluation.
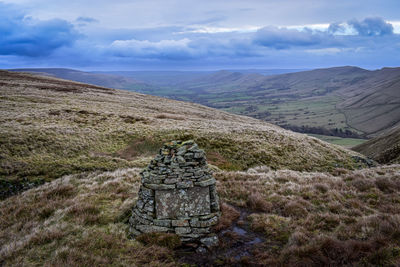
[1,0,400,70]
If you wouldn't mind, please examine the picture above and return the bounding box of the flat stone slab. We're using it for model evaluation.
[155,187,210,219]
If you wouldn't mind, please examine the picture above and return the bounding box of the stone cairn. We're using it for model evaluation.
[129,140,221,247]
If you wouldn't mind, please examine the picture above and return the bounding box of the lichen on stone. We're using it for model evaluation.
[129,140,221,244]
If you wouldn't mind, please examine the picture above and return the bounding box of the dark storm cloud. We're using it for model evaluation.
[0,2,80,57]
[254,26,325,49]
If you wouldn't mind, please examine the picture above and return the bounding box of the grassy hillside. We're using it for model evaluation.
[0,70,369,199]
[353,126,400,164]
[337,68,400,136]
[22,67,400,138]
[9,68,152,90]
[1,71,399,266]
[122,66,399,138]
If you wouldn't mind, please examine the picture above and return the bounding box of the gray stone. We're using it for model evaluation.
[129,140,221,243]
[196,246,207,253]
[195,178,216,187]
[136,199,145,210]
[164,178,180,184]
[171,219,189,227]
[192,227,211,234]
[176,180,193,189]
[184,153,194,159]
[144,184,176,190]
[129,227,142,237]
[142,178,161,184]
[176,156,185,163]
[176,147,187,156]
[194,170,204,177]
[134,208,153,221]
[143,201,154,212]
[141,187,154,197]
[200,235,219,248]
[134,215,152,225]
[155,187,211,219]
[182,140,194,146]
[136,225,170,233]
[190,216,218,227]
[194,152,204,159]
[175,227,192,235]
[199,213,218,220]
[196,175,213,182]
[153,219,171,227]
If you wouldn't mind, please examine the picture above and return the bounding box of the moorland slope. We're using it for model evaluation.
[1,70,400,266]
[354,126,400,164]
[0,70,367,198]
[25,66,400,137]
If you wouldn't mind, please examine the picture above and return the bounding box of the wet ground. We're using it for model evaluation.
[177,207,266,266]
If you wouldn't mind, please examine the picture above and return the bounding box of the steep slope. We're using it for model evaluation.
[0,70,368,198]
[353,126,400,164]
[337,67,400,136]
[9,68,149,90]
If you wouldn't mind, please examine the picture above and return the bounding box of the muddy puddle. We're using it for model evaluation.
[176,207,266,266]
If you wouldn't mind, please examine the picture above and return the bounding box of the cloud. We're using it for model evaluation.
[109,38,195,60]
[348,17,393,36]
[0,2,80,57]
[254,26,324,49]
[253,17,397,51]
[76,17,98,23]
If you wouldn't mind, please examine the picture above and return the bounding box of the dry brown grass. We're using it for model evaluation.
[213,202,241,231]
[1,165,400,265]
[0,168,177,266]
[136,233,182,249]
[217,165,400,265]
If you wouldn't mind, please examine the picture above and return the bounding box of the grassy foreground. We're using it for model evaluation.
[1,165,400,265]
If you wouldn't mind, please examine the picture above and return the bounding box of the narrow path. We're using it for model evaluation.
[177,207,265,266]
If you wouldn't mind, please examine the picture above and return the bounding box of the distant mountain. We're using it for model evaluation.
[9,68,150,90]
[94,69,303,87]
[10,66,399,138]
[130,66,398,138]
[94,71,213,87]
[353,126,400,164]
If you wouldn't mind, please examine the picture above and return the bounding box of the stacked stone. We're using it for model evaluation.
[129,140,220,245]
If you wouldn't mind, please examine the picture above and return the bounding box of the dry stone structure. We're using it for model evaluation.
[129,140,221,246]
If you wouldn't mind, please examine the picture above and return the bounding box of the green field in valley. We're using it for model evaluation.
[308,134,368,148]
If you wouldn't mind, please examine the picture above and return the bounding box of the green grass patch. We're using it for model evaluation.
[308,134,367,148]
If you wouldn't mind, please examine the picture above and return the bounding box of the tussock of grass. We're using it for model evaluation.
[213,202,241,231]
[136,233,182,249]
[217,165,400,265]
[0,168,175,266]
[1,165,399,265]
